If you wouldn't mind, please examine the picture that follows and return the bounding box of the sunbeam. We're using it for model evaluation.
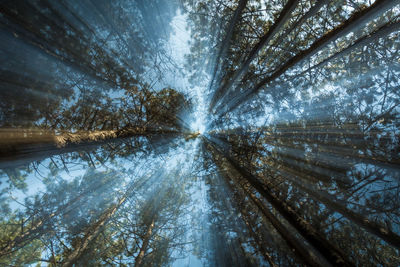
[1,0,400,266]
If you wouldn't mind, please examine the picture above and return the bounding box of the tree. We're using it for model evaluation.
[2,0,400,265]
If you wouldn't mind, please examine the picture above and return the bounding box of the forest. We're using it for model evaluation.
[0,0,399,266]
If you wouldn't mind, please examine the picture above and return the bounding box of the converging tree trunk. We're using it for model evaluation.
[206,137,354,266]
[134,217,156,267]
[219,0,400,115]
[62,195,127,267]
[211,0,300,111]
[0,127,179,168]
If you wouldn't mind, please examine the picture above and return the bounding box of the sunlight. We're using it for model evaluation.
[168,9,208,136]
[190,115,206,135]
[198,126,205,135]
[2,1,399,266]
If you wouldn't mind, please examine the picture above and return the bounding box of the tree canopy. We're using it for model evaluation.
[1,0,400,266]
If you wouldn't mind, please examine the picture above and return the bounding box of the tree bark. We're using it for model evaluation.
[273,164,400,249]
[206,137,354,266]
[220,0,400,115]
[134,217,156,267]
[208,0,248,110]
[208,142,323,267]
[0,177,111,258]
[62,196,127,267]
[211,0,300,112]
[0,127,178,168]
[294,20,400,82]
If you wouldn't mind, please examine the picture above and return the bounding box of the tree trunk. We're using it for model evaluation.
[208,0,248,110]
[62,196,127,267]
[220,0,400,115]
[208,144,322,267]
[134,217,156,267]
[294,20,400,82]
[274,164,400,249]
[279,0,330,42]
[0,177,109,258]
[221,166,279,267]
[206,137,354,266]
[0,212,55,258]
[0,127,178,168]
[211,0,299,112]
